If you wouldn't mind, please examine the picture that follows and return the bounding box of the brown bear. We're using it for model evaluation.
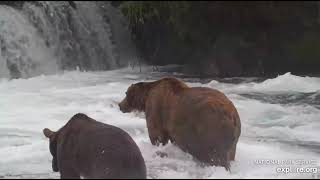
[43,113,147,179]
[119,77,241,170]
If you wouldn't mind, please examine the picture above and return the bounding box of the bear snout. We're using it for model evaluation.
[118,103,124,112]
[118,100,129,113]
[52,157,59,172]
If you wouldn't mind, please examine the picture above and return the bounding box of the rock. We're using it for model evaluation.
[199,60,220,77]
[210,34,244,77]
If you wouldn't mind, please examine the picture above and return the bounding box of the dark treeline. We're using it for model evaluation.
[120,1,320,77]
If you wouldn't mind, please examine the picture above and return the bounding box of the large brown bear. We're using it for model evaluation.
[119,77,241,170]
[43,113,147,179]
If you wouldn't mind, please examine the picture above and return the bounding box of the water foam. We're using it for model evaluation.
[0,5,58,78]
[0,2,138,79]
[206,72,320,93]
[0,68,319,178]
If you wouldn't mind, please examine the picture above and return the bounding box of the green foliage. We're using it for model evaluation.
[121,1,193,41]
[121,1,158,25]
[120,1,320,74]
[289,31,320,64]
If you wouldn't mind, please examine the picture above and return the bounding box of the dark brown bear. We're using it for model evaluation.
[43,113,147,179]
[119,77,241,170]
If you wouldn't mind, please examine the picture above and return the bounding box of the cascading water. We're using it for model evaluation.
[0,4,58,79]
[0,1,138,79]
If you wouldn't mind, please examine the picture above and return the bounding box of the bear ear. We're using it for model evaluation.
[43,128,55,138]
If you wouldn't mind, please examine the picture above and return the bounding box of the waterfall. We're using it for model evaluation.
[0,1,138,79]
[0,4,58,79]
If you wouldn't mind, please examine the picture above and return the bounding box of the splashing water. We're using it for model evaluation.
[0,2,138,79]
[0,66,319,178]
[0,5,58,79]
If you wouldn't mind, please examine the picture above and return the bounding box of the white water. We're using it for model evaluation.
[0,66,320,179]
[0,5,58,79]
[0,2,137,79]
